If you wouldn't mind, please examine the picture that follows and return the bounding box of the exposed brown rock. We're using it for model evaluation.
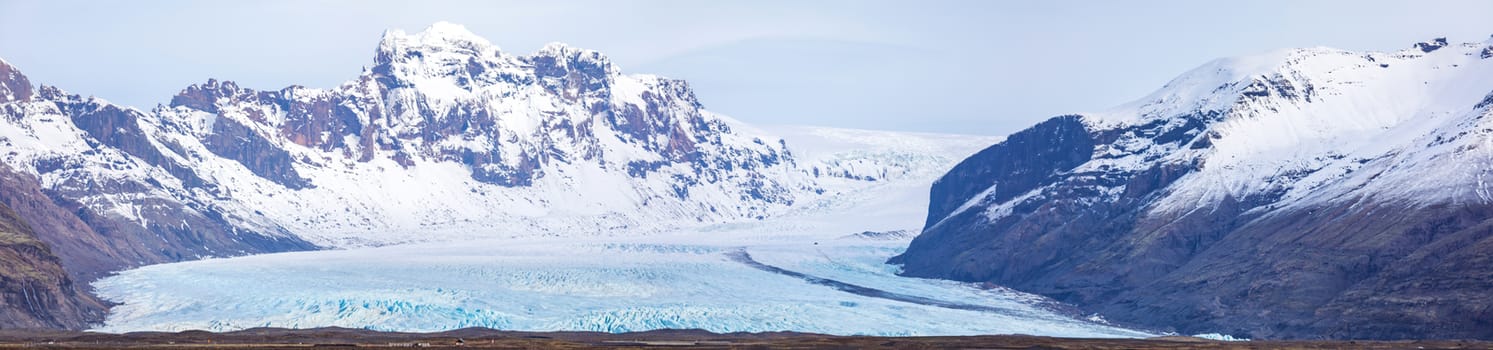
[0,194,106,329]
[0,59,33,104]
[201,116,314,189]
[0,163,124,283]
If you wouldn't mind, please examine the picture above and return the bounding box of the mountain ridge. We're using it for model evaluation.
[894,36,1493,339]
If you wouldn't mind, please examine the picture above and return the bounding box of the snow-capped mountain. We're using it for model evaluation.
[0,22,984,277]
[894,36,1493,339]
[0,61,318,280]
[146,22,824,247]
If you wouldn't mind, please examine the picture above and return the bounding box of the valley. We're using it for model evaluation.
[85,127,1148,337]
[3,16,1492,341]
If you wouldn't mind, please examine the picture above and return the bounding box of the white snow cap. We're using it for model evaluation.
[378,21,499,57]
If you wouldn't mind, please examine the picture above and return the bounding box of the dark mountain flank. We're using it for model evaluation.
[894,39,1493,339]
[0,183,107,329]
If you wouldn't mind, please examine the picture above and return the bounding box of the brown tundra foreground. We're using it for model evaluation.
[1,328,1491,349]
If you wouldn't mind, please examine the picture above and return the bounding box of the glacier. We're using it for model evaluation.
[88,125,1150,337]
[91,209,1149,337]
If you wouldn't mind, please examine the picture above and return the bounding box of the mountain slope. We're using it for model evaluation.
[0,173,107,329]
[0,58,319,281]
[894,37,1493,339]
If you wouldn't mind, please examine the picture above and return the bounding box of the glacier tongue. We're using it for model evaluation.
[84,125,1150,337]
[92,234,1145,337]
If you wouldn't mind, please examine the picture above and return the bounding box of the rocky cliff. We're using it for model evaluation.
[0,183,107,329]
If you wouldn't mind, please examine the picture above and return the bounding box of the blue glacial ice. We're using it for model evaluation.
[92,233,1151,337]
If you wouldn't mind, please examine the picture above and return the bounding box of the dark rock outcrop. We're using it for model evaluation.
[201,116,313,189]
[0,164,124,283]
[0,158,316,285]
[60,100,208,188]
[165,79,313,189]
[1413,37,1448,53]
[0,196,107,329]
[922,115,1093,229]
[0,59,32,104]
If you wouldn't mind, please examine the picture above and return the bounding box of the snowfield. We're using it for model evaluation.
[88,125,1149,337]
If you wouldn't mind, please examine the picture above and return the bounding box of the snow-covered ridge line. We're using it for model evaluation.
[896,35,1493,339]
[0,22,998,249]
[1021,35,1493,218]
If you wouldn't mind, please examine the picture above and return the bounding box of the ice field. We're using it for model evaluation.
[91,177,1151,337]
[92,233,1148,337]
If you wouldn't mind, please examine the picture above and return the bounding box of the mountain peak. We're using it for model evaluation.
[169,78,250,113]
[423,21,477,36]
[375,22,499,66]
[0,57,34,104]
[389,21,492,46]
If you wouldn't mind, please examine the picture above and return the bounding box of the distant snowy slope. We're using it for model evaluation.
[1079,38,1493,216]
[767,125,1001,183]
[760,125,1000,233]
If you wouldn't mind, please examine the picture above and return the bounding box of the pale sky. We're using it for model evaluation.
[2,0,1491,135]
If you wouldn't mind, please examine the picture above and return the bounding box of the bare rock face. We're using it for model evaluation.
[0,59,32,104]
[895,40,1493,339]
[921,115,1094,229]
[0,159,315,279]
[0,164,123,283]
[0,194,107,329]
[200,115,314,189]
